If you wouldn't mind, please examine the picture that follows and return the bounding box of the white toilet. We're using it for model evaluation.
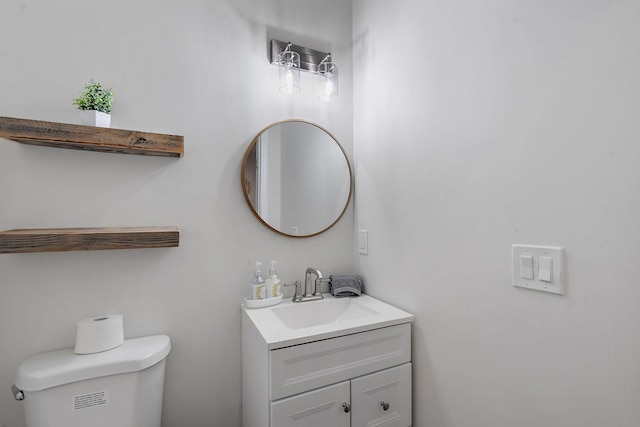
[13,335,171,427]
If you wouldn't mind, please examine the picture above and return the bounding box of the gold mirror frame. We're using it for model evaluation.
[241,119,353,238]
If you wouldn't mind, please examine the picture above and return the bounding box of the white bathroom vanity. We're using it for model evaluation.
[241,294,414,427]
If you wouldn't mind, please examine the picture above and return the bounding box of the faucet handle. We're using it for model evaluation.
[283,281,303,302]
[314,278,330,296]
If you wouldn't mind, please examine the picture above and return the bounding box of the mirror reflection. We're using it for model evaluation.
[242,120,352,238]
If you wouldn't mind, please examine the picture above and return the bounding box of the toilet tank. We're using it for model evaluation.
[14,335,171,427]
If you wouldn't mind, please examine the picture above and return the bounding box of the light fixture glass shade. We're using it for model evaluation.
[317,61,338,101]
[278,50,301,94]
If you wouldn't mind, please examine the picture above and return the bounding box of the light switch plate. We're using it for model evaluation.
[512,245,565,295]
[358,230,368,255]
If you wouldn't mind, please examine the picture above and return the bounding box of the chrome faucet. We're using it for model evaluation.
[284,268,326,303]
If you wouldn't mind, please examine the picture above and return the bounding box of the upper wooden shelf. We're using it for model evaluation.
[0,226,180,254]
[0,116,184,157]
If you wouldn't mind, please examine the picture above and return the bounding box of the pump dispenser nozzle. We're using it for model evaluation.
[269,260,278,275]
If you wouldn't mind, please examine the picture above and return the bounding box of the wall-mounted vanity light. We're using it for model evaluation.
[276,43,300,94]
[317,54,338,101]
[270,39,338,101]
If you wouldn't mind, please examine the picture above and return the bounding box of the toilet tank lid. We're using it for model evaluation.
[15,335,171,392]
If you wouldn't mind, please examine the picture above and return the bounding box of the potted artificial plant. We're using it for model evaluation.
[72,79,114,128]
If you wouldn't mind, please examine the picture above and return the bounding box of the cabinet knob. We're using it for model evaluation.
[342,402,351,413]
[380,401,390,411]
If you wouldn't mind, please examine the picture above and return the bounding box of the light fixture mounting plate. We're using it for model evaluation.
[270,39,330,73]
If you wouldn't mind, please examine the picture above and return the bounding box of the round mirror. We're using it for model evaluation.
[241,120,353,238]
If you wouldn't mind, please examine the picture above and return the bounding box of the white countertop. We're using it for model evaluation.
[241,293,414,350]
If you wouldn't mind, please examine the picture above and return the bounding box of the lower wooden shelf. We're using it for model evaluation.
[0,226,180,254]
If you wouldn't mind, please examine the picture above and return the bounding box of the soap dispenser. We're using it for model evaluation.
[265,260,282,298]
[249,262,266,300]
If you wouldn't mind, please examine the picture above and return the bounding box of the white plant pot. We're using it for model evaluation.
[79,110,111,128]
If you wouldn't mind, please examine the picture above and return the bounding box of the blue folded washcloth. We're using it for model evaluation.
[330,275,364,297]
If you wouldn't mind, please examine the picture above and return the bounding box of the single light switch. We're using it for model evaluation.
[358,230,368,255]
[539,256,553,282]
[520,255,534,280]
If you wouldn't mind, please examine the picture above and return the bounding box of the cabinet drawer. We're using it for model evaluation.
[351,363,412,427]
[270,323,411,400]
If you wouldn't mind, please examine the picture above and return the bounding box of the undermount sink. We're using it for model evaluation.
[242,293,414,349]
[271,297,380,329]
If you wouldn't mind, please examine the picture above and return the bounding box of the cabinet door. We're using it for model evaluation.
[351,363,412,427]
[271,381,351,427]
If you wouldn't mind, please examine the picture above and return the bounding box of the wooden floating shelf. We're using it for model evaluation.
[0,116,184,157]
[0,226,180,254]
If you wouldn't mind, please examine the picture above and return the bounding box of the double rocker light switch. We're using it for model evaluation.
[512,245,564,295]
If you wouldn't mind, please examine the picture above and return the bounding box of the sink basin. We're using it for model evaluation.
[271,297,380,329]
[242,293,414,349]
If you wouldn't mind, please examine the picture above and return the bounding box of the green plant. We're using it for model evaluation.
[72,79,114,114]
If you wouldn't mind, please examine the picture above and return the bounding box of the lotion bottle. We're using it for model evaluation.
[265,260,282,298]
[249,262,266,300]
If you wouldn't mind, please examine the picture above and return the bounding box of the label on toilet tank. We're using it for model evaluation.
[73,390,109,411]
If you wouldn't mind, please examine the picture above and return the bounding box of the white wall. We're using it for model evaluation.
[0,1,353,426]
[353,1,640,426]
